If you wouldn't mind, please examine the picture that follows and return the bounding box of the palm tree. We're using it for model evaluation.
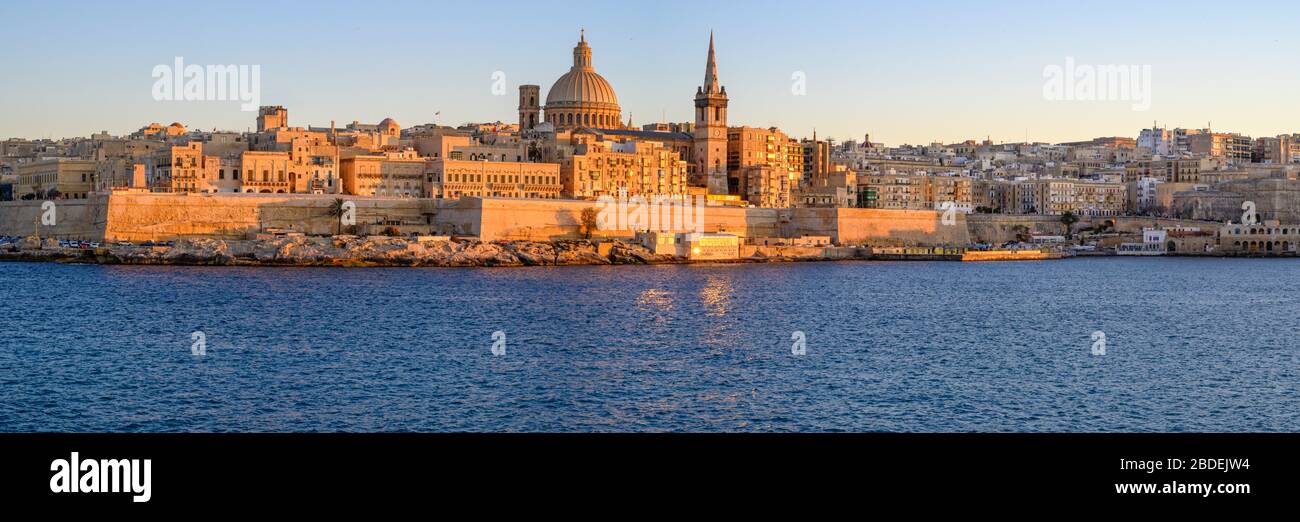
[327,198,347,236]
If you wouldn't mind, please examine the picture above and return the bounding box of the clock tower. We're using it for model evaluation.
[693,32,728,195]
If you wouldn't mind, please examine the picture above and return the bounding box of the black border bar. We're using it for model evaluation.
[1,433,1289,509]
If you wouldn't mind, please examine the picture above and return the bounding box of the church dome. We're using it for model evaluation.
[543,31,621,129]
[546,68,619,109]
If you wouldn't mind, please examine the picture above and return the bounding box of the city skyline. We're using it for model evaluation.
[5,0,1300,144]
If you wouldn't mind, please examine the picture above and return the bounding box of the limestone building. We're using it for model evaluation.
[801,135,831,187]
[16,159,96,199]
[858,173,974,212]
[1124,159,1202,183]
[1254,135,1300,164]
[799,166,858,208]
[740,165,791,208]
[560,134,690,200]
[1187,132,1253,163]
[1006,179,1125,216]
[146,142,236,194]
[240,151,292,193]
[430,159,561,200]
[132,122,187,140]
[1220,221,1300,255]
[341,149,428,198]
[727,126,802,198]
[257,106,288,132]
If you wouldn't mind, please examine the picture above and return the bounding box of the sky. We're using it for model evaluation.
[2,0,1298,146]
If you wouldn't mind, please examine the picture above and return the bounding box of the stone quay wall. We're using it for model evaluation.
[966,213,1222,244]
[2,193,968,246]
[0,197,110,240]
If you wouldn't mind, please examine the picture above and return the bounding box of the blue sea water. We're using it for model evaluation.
[1,258,1297,432]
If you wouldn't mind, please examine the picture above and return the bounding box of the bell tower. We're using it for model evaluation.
[693,32,728,195]
[519,84,540,130]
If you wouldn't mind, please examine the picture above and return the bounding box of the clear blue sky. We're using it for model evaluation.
[3,0,1298,145]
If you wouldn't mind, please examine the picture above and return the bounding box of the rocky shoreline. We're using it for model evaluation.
[0,235,838,267]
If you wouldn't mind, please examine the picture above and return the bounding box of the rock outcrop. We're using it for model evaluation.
[24,236,676,267]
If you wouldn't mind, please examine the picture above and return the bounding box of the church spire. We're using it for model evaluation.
[703,31,721,94]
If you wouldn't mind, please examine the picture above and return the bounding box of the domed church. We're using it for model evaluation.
[537,30,622,130]
[515,30,730,195]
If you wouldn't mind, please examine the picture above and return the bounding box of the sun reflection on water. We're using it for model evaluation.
[699,275,733,317]
[636,288,675,313]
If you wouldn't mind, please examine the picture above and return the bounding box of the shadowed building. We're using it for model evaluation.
[518,85,541,131]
